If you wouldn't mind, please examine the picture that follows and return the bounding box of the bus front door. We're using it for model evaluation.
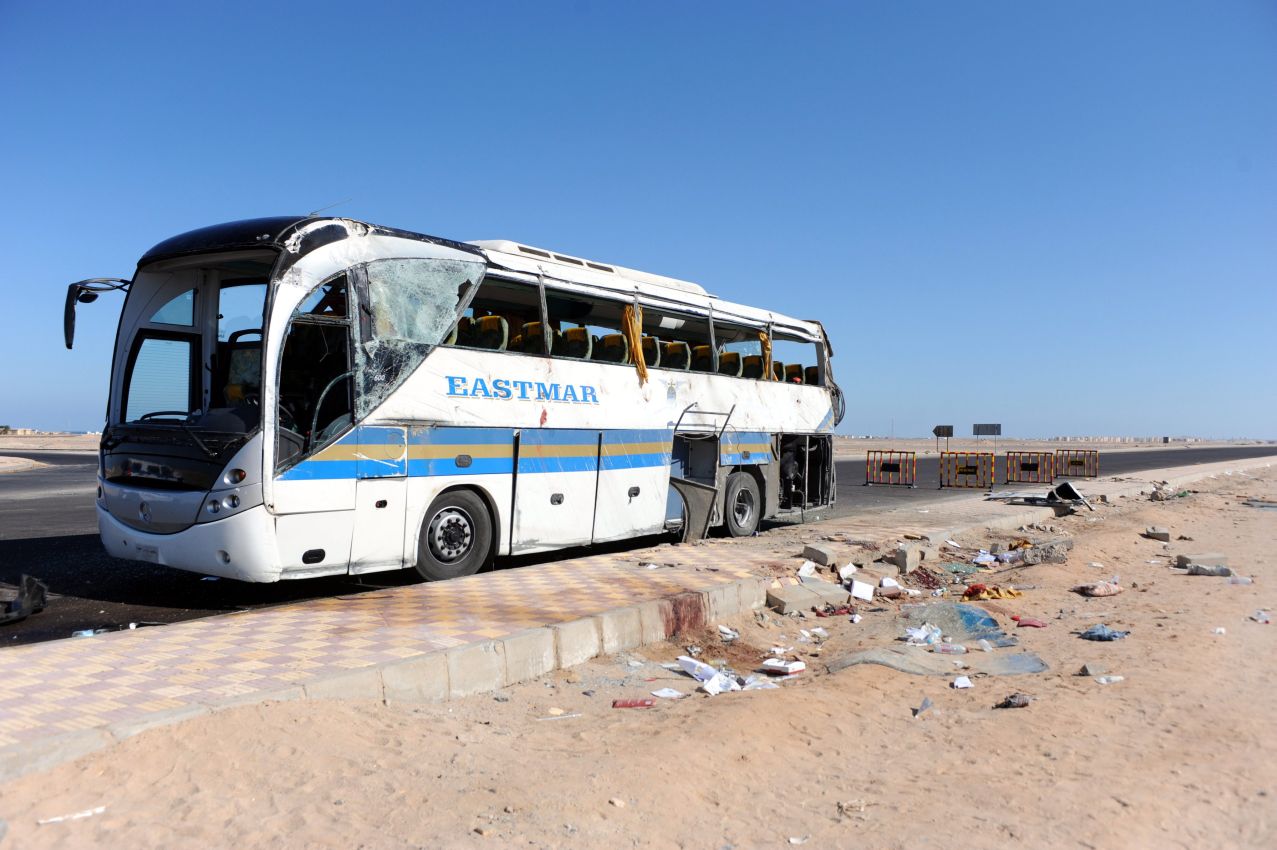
[511,429,599,554]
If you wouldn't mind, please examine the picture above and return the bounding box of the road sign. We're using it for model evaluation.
[973,424,1002,436]
[933,425,953,437]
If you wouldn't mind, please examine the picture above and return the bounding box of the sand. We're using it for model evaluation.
[1,468,1274,849]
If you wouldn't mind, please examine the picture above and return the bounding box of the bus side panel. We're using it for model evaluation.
[592,428,673,544]
[404,427,516,560]
[512,429,598,554]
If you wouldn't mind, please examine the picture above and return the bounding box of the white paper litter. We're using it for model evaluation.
[677,656,719,682]
[952,676,974,689]
[700,671,742,696]
[945,539,961,548]
[905,623,942,646]
[880,576,900,589]
[651,687,686,699]
[742,675,780,691]
[810,627,829,640]
[850,613,863,624]
[761,658,806,675]
[718,624,740,641]
[797,560,818,577]
[851,579,874,601]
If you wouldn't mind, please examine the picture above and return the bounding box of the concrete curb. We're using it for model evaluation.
[2,455,1273,785]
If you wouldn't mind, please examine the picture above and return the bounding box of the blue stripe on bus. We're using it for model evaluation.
[408,427,515,445]
[408,457,514,476]
[518,455,598,474]
[601,452,671,470]
[278,459,360,481]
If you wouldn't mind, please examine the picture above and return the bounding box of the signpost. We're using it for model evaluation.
[933,425,953,452]
[973,423,1002,453]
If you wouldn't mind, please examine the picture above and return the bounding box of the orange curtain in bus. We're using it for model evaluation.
[759,330,773,380]
[623,303,648,385]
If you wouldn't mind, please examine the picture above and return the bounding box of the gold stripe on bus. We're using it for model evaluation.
[408,444,513,460]
[600,441,671,457]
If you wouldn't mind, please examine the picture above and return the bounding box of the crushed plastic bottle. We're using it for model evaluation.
[1229,575,1253,585]
[1094,675,1124,685]
[933,643,967,655]
[976,639,993,653]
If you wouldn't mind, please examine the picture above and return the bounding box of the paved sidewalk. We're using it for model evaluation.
[1,454,1272,782]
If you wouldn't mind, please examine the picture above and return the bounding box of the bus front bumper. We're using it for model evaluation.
[98,504,283,582]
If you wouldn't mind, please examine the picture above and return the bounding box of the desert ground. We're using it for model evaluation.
[1,466,1274,849]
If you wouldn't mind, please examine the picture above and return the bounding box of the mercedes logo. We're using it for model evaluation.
[138,501,152,524]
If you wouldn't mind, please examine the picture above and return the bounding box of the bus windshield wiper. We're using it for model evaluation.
[179,422,218,459]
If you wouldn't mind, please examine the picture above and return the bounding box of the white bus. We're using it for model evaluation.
[66,216,844,582]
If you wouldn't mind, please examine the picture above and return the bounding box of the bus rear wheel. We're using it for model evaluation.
[414,490,493,581]
[724,471,760,537]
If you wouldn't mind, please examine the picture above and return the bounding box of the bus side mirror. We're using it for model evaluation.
[64,278,130,349]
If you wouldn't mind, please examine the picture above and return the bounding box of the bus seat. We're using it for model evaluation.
[595,333,630,364]
[640,336,660,367]
[804,366,819,385]
[691,345,714,372]
[662,341,691,370]
[476,316,508,350]
[453,316,474,347]
[742,355,764,379]
[771,361,785,381]
[718,352,742,377]
[563,327,592,359]
[785,364,804,384]
[521,321,559,355]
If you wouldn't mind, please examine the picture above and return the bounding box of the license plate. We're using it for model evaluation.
[135,544,159,563]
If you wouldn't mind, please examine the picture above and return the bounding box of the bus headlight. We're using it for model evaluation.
[225,468,247,486]
[206,500,221,515]
[223,494,240,510]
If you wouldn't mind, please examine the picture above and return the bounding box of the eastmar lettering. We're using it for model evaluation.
[445,376,600,404]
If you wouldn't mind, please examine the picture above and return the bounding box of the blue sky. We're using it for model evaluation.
[2,1,1273,437]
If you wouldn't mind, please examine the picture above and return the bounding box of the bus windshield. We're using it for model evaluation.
[118,255,272,434]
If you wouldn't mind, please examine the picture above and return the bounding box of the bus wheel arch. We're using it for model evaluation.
[412,486,497,582]
[723,468,762,537]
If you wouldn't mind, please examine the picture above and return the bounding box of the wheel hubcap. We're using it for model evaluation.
[733,489,754,527]
[428,506,474,562]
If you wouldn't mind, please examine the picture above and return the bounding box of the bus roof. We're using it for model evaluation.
[467,240,707,297]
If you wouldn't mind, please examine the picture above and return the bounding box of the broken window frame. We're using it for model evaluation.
[350,256,486,420]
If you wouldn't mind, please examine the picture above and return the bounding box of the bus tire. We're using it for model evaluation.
[724,471,760,538]
[414,490,493,581]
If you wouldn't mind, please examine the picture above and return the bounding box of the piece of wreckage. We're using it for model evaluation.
[0,575,48,627]
[986,480,1094,512]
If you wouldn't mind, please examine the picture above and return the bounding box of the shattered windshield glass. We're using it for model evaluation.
[356,257,484,418]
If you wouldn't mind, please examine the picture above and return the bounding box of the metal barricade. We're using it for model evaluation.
[1054,449,1100,478]
[865,450,917,487]
[1005,451,1055,484]
[939,452,995,489]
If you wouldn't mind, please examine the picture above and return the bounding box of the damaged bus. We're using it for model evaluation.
[66,216,843,582]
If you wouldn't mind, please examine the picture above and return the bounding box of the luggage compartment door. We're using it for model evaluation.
[511,429,599,554]
[592,429,673,544]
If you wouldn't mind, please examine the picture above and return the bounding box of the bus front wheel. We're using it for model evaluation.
[414,490,493,581]
[724,471,760,538]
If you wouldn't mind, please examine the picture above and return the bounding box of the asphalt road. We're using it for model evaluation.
[2,445,1274,646]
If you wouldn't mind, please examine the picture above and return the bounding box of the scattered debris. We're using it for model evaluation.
[1186,564,1232,577]
[609,798,626,808]
[850,580,874,602]
[1072,580,1122,597]
[0,575,48,626]
[1079,663,1107,677]
[1250,610,1271,624]
[1011,616,1047,629]
[717,625,740,642]
[1213,627,1227,636]
[1144,527,1172,542]
[952,675,973,689]
[913,696,934,718]
[611,699,654,709]
[535,713,582,721]
[797,560,818,578]
[1094,675,1125,685]
[1079,624,1130,641]
[38,806,106,825]
[995,693,1032,709]
[962,584,1022,601]
[760,659,806,675]
[1023,541,1073,565]
[802,544,837,566]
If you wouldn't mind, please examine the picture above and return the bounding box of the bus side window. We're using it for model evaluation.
[446,276,541,353]
[715,322,758,379]
[772,335,820,385]
[639,308,711,372]
[356,257,485,418]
